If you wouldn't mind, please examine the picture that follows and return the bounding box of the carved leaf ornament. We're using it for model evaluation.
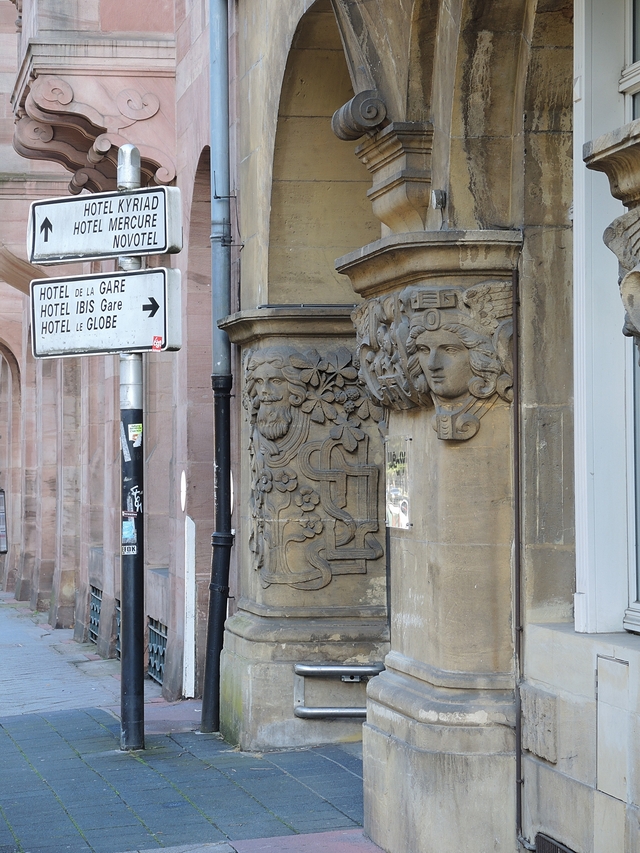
[352,281,514,440]
[244,346,384,590]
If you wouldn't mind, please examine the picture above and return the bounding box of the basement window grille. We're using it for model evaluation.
[536,834,577,853]
[89,586,102,644]
[148,617,167,685]
[115,599,121,660]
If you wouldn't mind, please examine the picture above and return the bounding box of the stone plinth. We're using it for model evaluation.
[336,230,521,853]
[218,307,389,750]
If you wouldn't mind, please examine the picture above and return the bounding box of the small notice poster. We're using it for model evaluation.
[385,437,410,529]
[0,490,7,553]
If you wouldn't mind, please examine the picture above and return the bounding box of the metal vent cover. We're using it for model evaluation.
[536,834,577,853]
[89,586,102,644]
[148,617,167,685]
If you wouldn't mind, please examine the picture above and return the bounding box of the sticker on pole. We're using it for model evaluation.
[30,268,181,358]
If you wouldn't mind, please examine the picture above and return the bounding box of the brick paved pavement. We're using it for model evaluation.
[0,593,382,853]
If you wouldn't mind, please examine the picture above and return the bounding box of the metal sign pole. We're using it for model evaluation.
[118,145,145,750]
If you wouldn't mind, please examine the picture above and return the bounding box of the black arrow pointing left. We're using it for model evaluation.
[142,297,159,318]
[40,218,53,242]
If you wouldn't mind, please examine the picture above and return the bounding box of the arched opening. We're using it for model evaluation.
[267,0,379,304]
[186,146,214,696]
[0,343,20,592]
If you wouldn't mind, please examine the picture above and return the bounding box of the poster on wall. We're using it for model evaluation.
[385,437,410,529]
[0,490,7,553]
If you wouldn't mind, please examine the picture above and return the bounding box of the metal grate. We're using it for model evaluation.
[89,586,102,644]
[536,835,577,853]
[115,599,121,660]
[148,617,167,685]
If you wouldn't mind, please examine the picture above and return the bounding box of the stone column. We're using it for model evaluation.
[219,308,388,750]
[31,357,57,613]
[50,357,81,628]
[337,230,521,853]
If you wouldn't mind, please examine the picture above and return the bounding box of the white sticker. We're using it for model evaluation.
[120,421,131,462]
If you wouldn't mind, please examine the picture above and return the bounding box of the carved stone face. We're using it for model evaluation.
[415,328,472,400]
[250,361,293,440]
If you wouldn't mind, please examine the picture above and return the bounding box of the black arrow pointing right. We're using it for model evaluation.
[40,218,53,242]
[142,297,159,318]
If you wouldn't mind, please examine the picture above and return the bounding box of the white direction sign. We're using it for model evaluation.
[28,187,182,264]
[31,268,182,358]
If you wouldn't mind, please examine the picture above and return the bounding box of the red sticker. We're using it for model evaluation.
[152,336,162,351]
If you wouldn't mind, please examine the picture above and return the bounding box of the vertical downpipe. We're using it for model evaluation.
[201,0,234,733]
[513,266,535,851]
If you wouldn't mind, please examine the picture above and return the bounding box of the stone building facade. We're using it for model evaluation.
[1,0,639,851]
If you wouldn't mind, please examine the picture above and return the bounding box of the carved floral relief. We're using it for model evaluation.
[244,346,384,591]
[351,281,514,440]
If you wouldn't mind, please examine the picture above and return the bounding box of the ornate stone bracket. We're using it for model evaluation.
[13,73,176,193]
[585,120,640,344]
[331,96,434,233]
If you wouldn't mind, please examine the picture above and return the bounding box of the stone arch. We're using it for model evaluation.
[0,340,21,592]
[267,0,380,304]
[174,145,215,697]
[445,0,532,229]
[444,0,571,232]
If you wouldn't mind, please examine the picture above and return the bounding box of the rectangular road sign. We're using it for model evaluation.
[31,268,181,358]
[28,186,182,264]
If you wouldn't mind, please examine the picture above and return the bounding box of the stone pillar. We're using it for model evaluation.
[31,357,57,613]
[219,308,388,750]
[15,347,37,603]
[337,230,521,853]
[50,358,81,628]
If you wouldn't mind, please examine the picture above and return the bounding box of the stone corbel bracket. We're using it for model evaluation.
[13,73,176,193]
[355,122,434,232]
[584,119,640,208]
[332,90,433,233]
[585,120,640,340]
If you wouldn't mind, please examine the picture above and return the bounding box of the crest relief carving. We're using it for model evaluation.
[351,281,514,441]
[244,345,384,591]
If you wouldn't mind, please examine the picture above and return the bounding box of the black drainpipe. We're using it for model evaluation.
[200,0,234,734]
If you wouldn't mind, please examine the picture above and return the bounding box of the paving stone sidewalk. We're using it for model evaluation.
[0,594,381,853]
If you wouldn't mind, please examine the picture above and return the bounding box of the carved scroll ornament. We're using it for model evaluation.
[244,346,384,591]
[14,74,175,193]
[352,281,514,441]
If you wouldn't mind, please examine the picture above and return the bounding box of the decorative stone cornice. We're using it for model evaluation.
[335,229,522,299]
[219,307,357,345]
[583,119,640,207]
